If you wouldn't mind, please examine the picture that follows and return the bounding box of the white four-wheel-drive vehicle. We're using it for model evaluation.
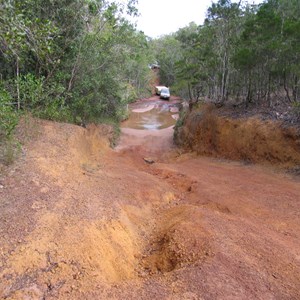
[160,87,170,100]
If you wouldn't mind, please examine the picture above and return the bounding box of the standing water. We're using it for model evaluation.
[121,99,179,130]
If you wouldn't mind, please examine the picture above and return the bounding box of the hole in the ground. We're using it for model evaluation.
[141,207,212,275]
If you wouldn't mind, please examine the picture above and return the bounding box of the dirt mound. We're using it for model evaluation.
[174,106,300,168]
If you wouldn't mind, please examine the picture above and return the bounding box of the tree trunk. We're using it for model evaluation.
[293,75,298,102]
[220,51,228,104]
[245,72,252,108]
[283,71,291,103]
[188,82,193,101]
[16,58,20,110]
[267,73,271,107]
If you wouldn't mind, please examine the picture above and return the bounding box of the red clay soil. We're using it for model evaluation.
[0,114,300,299]
[175,105,300,169]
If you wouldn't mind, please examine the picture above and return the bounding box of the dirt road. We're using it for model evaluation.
[0,98,300,299]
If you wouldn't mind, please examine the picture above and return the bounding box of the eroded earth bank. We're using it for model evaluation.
[0,97,300,299]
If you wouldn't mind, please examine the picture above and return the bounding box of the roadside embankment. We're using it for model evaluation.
[174,105,300,169]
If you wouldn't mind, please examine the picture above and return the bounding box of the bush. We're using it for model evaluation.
[0,86,19,140]
[0,86,20,166]
[34,98,72,122]
[13,74,71,122]
[17,74,44,110]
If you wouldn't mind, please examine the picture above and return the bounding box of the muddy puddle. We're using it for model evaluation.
[121,100,179,130]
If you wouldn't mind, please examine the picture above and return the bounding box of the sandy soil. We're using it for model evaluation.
[0,107,300,299]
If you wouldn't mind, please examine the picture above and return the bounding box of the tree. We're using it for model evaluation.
[164,0,299,109]
[0,0,153,124]
[205,0,242,104]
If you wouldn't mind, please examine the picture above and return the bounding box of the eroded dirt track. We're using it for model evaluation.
[0,112,300,299]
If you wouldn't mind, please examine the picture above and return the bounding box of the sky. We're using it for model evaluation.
[134,0,263,38]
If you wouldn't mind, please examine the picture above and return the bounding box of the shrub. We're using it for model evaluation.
[0,86,20,166]
[34,98,72,122]
[0,86,19,140]
[17,74,44,110]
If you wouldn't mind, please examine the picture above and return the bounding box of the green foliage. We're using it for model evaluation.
[0,0,152,130]
[0,87,19,139]
[35,98,72,122]
[154,0,300,109]
[0,86,20,166]
[233,48,256,70]
[150,34,182,87]
[17,74,44,109]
